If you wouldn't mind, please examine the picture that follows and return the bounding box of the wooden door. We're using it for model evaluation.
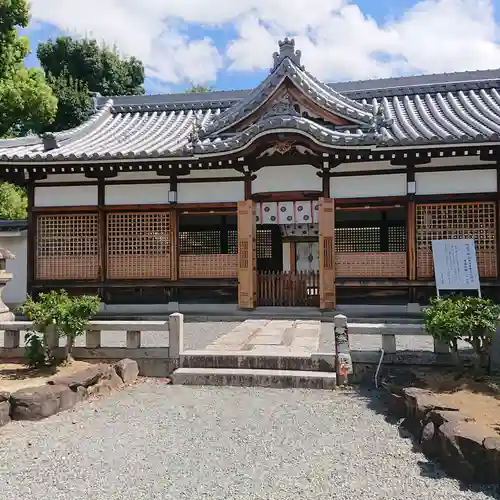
[319,197,336,309]
[237,200,257,309]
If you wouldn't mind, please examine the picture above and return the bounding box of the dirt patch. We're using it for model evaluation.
[404,368,500,435]
[0,361,93,393]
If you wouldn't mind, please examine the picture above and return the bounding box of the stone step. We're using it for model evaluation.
[171,368,337,389]
[180,352,329,371]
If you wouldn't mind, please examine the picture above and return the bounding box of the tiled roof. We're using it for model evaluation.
[2,38,500,163]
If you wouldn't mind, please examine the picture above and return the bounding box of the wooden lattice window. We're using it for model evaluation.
[416,202,497,278]
[388,225,407,252]
[36,214,99,280]
[228,230,238,254]
[107,212,171,279]
[256,228,273,258]
[335,227,380,252]
[179,230,221,255]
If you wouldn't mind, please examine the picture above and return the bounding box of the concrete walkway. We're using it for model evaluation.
[202,319,321,354]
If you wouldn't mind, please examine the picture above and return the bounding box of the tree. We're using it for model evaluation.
[0,0,57,137]
[0,183,27,219]
[37,36,145,131]
[186,83,215,93]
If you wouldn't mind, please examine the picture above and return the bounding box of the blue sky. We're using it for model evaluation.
[24,0,500,94]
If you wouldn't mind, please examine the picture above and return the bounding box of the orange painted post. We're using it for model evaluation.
[237,200,257,309]
[319,197,336,310]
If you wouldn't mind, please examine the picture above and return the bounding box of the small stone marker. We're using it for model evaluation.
[334,314,352,385]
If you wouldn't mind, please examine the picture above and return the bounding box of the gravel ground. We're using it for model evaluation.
[0,382,497,500]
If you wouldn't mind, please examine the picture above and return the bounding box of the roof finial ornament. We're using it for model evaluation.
[272,38,304,72]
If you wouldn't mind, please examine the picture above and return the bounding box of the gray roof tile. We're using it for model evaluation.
[3,40,500,162]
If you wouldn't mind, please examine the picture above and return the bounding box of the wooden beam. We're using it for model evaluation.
[26,181,35,295]
[319,197,336,310]
[237,200,256,309]
[170,209,179,282]
[496,164,500,282]
[98,179,107,283]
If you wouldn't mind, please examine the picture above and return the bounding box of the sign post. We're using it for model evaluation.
[431,239,481,298]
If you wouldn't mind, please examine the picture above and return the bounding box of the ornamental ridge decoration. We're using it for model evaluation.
[263,93,300,118]
[272,37,304,72]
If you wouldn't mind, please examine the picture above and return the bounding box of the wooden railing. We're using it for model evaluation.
[0,313,184,377]
[257,270,320,307]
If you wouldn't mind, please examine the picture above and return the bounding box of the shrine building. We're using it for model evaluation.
[1,39,499,310]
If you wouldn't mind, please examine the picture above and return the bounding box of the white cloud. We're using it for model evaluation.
[27,0,500,86]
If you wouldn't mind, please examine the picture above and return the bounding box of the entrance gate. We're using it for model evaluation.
[237,199,335,309]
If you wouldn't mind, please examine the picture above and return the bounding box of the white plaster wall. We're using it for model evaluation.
[106,184,168,205]
[37,174,89,184]
[252,165,321,193]
[334,161,402,173]
[331,173,407,198]
[177,181,244,203]
[0,233,27,308]
[35,185,98,207]
[415,170,497,195]
[419,156,497,168]
[185,169,242,179]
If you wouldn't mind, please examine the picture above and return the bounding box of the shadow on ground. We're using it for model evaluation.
[352,384,500,499]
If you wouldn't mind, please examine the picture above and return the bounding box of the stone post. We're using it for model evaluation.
[334,314,352,385]
[168,312,184,359]
[0,248,16,321]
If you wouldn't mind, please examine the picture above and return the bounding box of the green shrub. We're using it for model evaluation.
[21,290,100,366]
[423,296,500,370]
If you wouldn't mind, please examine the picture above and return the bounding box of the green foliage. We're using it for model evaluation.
[42,71,92,132]
[424,296,500,367]
[186,83,215,93]
[0,182,27,219]
[21,290,100,364]
[37,36,145,131]
[24,330,53,368]
[0,0,57,137]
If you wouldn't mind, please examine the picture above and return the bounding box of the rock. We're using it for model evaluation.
[402,387,459,421]
[387,393,406,417]
[426,409,472,428]
[483,436,500,484]
[48,364,111,390]
[87,366,124,397]
[437,421,481,483]
[0,401,10,427]
[10,384,78,421]
[0,391,10,403]
[114,359,139,385]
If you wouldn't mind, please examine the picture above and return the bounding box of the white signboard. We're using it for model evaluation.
[431,239,481,297]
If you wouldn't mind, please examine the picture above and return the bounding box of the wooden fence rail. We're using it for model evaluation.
[257,270,320,307]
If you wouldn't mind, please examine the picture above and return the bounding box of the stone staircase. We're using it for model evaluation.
[171,350,337,389]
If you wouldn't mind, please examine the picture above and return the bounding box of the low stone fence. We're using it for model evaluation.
[0,313,184,377]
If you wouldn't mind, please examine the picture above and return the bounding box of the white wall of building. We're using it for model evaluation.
[177,181,244,203]
[252,165,321,193]
[331,173,407,198]
[415,169,497,195]
[0,232,27,308]
[35,185,98,207]
[105,184,168,205]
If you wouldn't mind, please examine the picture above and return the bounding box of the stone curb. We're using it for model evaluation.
[0,358,139,426]
[386,386,500,484]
